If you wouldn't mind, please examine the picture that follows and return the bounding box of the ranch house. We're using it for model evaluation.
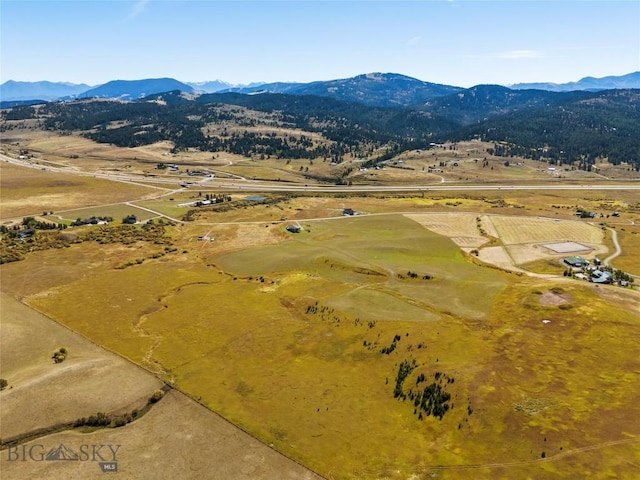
[591,270,612,284]
[564,256,588,268]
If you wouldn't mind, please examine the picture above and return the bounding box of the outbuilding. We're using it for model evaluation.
[564,256,588,268]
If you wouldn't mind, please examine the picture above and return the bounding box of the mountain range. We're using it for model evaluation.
[510,71,640,92]
[12,81,636,172]
[1,72,639,105]
[78,78,195,100]
[0,80,91,101]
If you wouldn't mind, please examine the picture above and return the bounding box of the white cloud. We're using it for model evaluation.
[124,0,150,21]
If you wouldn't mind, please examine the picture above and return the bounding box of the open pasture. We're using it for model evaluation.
[0,161,159,218]
[213,214,507,319]
[0,293,162,442]
[1,139,639,479]
[0,389,321,480]
[612,224,640,274]
[15,221,640,478]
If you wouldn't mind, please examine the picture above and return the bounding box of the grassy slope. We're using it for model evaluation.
[9,213,639,478]
[0,292,162,441]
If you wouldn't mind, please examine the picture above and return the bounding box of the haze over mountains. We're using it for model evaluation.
[1,71,639,105]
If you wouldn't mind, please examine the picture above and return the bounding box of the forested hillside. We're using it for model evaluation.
[2,87,639,170]
[446,89,640,167]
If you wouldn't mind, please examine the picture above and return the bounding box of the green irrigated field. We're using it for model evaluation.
[9,212,639,479]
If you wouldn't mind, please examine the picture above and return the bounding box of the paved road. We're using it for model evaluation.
[3,153,640,194]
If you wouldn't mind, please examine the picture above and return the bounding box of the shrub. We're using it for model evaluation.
[52,347,68,363]
[148,389,164,404]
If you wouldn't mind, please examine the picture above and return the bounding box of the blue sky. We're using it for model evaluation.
[1,0,639,87]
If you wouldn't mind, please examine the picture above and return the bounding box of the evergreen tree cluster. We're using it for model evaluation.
[6,87,639,169]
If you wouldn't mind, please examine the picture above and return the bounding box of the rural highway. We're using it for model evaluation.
[3,153,640,194]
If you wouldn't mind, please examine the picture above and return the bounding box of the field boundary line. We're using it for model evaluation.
[4,295,328,480]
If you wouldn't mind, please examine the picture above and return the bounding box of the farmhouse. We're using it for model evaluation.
[591,270,613,284]
[564,256,588,268]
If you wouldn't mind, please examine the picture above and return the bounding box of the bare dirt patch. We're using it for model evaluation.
[539,289,572,306]
[543,241,592,253]
[507,242,607,266]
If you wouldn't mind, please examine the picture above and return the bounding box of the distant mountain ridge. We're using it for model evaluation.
[187,80,233,93]
[79,78,195,100]
[0,80,91,101]
[222,73,465,107]
[510,71,640,92]
[1,71,639,104]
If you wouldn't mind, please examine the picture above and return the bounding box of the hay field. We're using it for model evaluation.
[404,213,491,248]
[489,215,604,245]
[0,389,321,480]
[0,293,162,441]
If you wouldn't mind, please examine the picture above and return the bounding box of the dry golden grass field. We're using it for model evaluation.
[0,161,161,219]
[0,389,321,480]
[1,134,640,479]
[2,211,639,478]
[0,292,163,441]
